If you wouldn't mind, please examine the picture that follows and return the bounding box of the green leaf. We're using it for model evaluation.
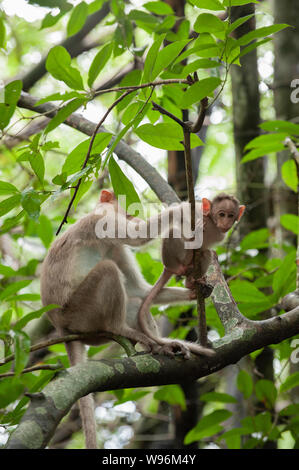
[281,159,298,193]
[46,45,84,90]
[279,404,299,417]
[0,18,6,48]
[255,380,277,408]
[184,410,232,444]
[237,370,253,399]
[121,102,143,125]
[0,378,25,408]
[280,214,299,235]
[0,194,21,217]
[190,0,225,10]
[14,331,31,376]
[0,211,24,234]
[227,14,254,35]
[67,1,88,36]
[41,10,66,29]
[0,264,16,277]
[240,228,270,250]
[142,34,166,83]
[62,133,112,174]
[108,156,141,214]
[260,120,299,135]
[239,38,272,59]
[194,13,225,34]
[0,80,22,130]
[180,77,221,108]
[230,279,269,304]
[21,190,41,220]
[151,40,190,80]
[273,251,296,300]
[241,143,285,163]
[35,91,81,105]
[223,0,259,4]
[245,133,287,150]
[238,24,289,47]
[0,309,13,330]
[29,151,45,184]
[88,42,113,88]
[154,385,186,410]
[0,279,32,301]
[14,305,58,331]
[0,181,20,196]
[128,9,160,25]
[45,98,86,134]
[200,392,237,404]
[52,172,67,185]
[71,178,93,209]
[135,122,203,150]
[37,215,54,248]
[280,372,299,393]
[144,1,174,15]
[182,59,221,75]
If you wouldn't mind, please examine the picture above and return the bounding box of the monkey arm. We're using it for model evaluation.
[152,286,193,305]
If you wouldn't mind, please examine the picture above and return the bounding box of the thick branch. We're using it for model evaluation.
[6,305,299,449]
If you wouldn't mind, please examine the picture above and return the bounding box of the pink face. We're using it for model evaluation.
[212,199,245,233]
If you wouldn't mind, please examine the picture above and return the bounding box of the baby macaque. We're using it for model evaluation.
[137,193,245,350]
[40,189,212,448]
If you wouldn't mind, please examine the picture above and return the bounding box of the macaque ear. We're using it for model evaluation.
[202,198,211,216]
[100,190,114,203]
[238,205,246,221]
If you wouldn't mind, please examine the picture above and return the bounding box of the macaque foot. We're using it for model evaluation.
[186,275,214,299]
[150,341,191,359]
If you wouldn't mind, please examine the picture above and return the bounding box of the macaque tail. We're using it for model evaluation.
[65,341,97,449]
[138,268,172,338]
[138,270,215,358]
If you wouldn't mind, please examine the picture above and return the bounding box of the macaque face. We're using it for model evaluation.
[212,199,239,233]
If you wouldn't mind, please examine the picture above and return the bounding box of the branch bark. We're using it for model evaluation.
[6,301,299,449]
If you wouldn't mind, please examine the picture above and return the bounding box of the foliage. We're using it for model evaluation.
[0,0,297,450]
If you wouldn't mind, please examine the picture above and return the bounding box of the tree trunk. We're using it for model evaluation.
[230,4,268,233]
[273,0,299,244]
[229,4,274,446]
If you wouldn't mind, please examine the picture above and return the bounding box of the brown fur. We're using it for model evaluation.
[41,192,206,448]
[137,194,245,352]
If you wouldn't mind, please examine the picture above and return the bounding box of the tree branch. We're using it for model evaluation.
[17,91,180,206]
[20,2,110,91]
[6,304,299,449]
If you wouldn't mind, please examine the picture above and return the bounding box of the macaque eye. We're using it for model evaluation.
[219,212,225,217]
[228,214,235,219]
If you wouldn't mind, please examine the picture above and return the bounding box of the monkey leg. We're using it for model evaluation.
[162,233,193,275]
[61,260,162,352]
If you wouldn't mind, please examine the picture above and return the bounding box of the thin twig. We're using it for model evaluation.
[0,331,136,367]
[152,101,186,128]
[152,97,209,346]
[55,88,136,235]
[94,78,191,97]
[0,364,62,379]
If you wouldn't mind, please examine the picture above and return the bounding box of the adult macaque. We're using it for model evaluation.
[138,193,245,348]
[40,189,212,449]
